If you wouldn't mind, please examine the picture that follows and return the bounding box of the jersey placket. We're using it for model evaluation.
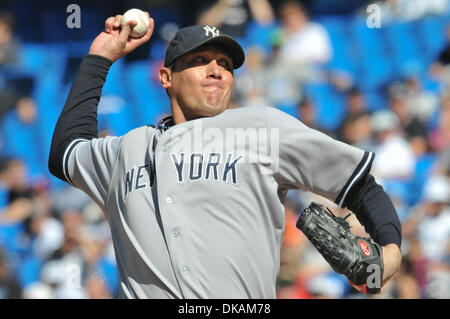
[153,128,202,298]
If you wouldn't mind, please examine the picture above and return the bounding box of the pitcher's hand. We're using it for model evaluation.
[89,12,154,63]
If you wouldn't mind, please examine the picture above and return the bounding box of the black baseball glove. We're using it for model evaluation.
[296,202,384,294]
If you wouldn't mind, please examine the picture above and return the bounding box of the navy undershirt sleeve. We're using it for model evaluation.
[343,173,402,248]
[48,54,112,182]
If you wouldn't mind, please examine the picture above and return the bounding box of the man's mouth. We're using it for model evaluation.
[202,80,224,91]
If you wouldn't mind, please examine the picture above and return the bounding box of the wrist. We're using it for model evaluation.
[87,50,115,63]
[381,243,402,281]
[79,54,113,79]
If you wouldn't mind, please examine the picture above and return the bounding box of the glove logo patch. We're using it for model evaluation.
[360,240,371,256]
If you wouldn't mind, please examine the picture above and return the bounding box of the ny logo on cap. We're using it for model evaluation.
[203,25,220,38]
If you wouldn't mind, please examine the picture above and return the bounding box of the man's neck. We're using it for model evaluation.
[171,106,188,125]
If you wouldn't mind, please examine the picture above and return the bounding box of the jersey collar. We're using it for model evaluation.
[157,116,175,132]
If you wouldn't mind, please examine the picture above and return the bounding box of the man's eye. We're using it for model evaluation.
[193,56,206,63]
[219,59,231,70]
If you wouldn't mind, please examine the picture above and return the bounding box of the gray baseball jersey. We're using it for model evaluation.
[63,106,372,298]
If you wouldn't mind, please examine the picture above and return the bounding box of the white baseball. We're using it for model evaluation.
[121,8,149,38]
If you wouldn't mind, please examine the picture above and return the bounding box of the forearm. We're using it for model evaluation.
[48,54,112,181]
[197,1,229,26]
[248,0,275,25]
[0,199,33,224]
[381,243,402,283]
[343,173,402,283]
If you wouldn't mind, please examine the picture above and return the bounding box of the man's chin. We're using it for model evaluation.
[196,104,228,118]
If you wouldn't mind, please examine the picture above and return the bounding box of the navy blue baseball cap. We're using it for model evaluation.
[164,25,245,69]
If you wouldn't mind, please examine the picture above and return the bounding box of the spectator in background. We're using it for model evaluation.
[387,84,430,160]
[296,97,335,137]
[377,0,448,23]
[85,274,111,299]
[381,180,410,222]
[196,0,275,38]
[338,87,372,148]
[277,203,306,296]
[401,236,428,296]
[345,87,368,117]
[260,40,309,111]
[28,191,64,262]
[306,273,347,299]
[37,209,90,298]
[429,92,450,153]
[0,246,22,298]
[403,76,438,124]
[370,109,416,180]
[385,254,422,298]
[339,112,373,150]
[257,0,332,112]
[402,175,450,298]
[233,46,268,107]
[0,158,33,226]
[430,25,450,91]
[0,10,36,122]
[297,98,317,129]
[0,10,39,178]
[0,10,20,65]
[435,147,450,177]
[388,85,428,139]
[29,206,117,299]
[405,176,449,262]
[0,90,40,178]
[275,0,332,66]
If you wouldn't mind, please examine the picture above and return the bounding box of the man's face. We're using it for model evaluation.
[162,44,235,121]
[280,5,307,34]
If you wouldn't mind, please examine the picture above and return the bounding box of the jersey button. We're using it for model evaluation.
[182,266,189,274]
[162,145,169,152]
[173,229,180,238]
[166,197,173,204]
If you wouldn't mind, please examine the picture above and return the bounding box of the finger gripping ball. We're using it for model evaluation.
[121,8,149,38]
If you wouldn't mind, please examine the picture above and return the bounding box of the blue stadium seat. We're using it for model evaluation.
[407,153,438,206]
[362,89,388,111]
[0,222,25,262]
[96,256,119,296]
[349,17,394,90]
[103,59,127,98]
[18,45,67,170]
[245,21,279,55]
[40,9,75,42]
[0,110,45,179]
[350,16,388,55]
[277,105,298,118]
[318,15,358,77]
[414,15,448,64]
[97,96,136,136]
[39,8,103,42]
[421,72,442,93]
[18,44,50,75]
[16,255,44,288]
[150,40,167,61]
[78,9,105,40]
[303,82,346,131]
[34,64,68,172]
[383,21,425,77]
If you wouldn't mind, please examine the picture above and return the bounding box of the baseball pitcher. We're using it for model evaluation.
[48,12,402,298]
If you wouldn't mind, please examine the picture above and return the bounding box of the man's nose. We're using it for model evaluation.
[206,60,222,79]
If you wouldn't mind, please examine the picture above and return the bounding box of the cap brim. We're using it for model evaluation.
[167,35,245,70]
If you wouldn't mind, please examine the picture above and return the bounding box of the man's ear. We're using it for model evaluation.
[159,67,172,89]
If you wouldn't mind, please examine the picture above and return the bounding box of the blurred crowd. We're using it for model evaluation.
[0,0,449,299]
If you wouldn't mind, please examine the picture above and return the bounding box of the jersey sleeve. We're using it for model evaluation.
[64,136,122,209]
[266,107,374,206]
